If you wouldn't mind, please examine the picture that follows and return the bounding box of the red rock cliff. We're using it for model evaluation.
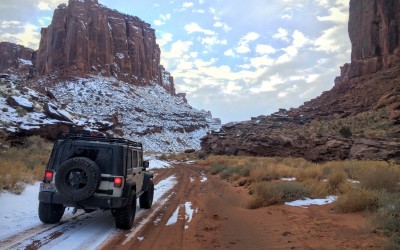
[35,0,175,94]
[0,42,34,74]
[341,0,400,79]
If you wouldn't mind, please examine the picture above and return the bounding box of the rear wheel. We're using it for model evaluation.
[114,191,136,229]
[38,202,65,224]
[140,180,154,209]
[55,157,101,201]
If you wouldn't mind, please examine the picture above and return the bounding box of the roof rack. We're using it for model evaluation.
[59,132,143,149]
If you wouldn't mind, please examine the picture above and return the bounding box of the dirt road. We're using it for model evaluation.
[1,162,385,249]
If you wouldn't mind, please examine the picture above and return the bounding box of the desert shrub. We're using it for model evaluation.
[371,192,400,235]
[360,167,400,193]
[16,107,27,117]
[210,164,226,175]
[247,182,283,209]
[332,187,379,213]
[327,171,348,193]
[247,182,309,209]
[279,182,309,202]
[2,107,8,112]
[249,166,270,182]
[295,165,323,181]
[0,136,52,194]
[302,179,330,198]
[387,233,400,250]
[339,126,352,138]
[219,167,238,179]
[219,165,251,180]
[369,192,400,249]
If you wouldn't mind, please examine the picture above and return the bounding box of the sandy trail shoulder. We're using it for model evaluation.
[102,163,385,250]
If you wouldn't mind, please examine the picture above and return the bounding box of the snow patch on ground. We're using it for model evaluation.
[166,206,180,226]
[280,177,297,181]
[285,196,337,208]
[148,159,170,169]
[0,175,178,248]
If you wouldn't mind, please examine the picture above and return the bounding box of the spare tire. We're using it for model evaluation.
[55,157,101,201]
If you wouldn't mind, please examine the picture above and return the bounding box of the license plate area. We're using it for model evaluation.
[40,183,57,192]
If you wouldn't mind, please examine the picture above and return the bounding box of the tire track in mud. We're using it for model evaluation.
[101,163,208,250]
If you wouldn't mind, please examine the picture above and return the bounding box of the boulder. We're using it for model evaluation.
[6,96,34,112]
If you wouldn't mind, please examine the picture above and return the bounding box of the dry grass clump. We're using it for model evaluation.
[0,136,52,194]
[332,187,379,213]
[247,182,309,209]
[359,166,400,193]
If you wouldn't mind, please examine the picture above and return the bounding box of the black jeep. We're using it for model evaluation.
[38,132,154,229]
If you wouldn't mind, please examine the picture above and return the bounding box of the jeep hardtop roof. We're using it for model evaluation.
[58,133,143,149]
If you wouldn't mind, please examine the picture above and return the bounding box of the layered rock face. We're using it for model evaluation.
[0,42,34,75]
[343,0,400,79]
[201,0,400,162]
[36,0,175,94]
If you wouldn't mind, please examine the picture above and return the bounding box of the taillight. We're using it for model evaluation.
[114,177,123,187]
[44,170,53,183]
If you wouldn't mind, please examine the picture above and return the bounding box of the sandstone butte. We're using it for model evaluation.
[201,0,400,163]
[1,0,180,98]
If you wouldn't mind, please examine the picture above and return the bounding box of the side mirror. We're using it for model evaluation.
[143,160,149,170]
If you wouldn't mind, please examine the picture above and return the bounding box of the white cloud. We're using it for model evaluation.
[236,44,251,54]
[224,49,235,57]
[317,7,348,23]
[0,23,40,49]
[162,40,193,60]
[276,45,298,64]
[0,21,21,28]
[38,2,51,11]
[250,74,285,93]
[314,26,341,53]
[154,13,171,26]
[193,9,206,13]
[213,21,231,32]
[158,33,173,47]
[223,81,242,95]
[235,32,260,54]
[200,36,227,46]
[273,28,289,42]
[182,2,194,8]
[292,30,309,48]
[250,55,274,68]
[184,22,216,35]
[256,44,276,55]
[281,14,292,20]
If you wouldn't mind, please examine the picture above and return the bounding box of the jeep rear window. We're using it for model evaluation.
[57,143,113,173]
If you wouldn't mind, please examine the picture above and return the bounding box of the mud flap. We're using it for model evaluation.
[142,172,154,192]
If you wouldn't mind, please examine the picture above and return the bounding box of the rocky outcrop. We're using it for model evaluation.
[0,42,34,75]
[201,123,400,163]
[35,0,176,95]
[342,0,400,79]
[201,0,400,162]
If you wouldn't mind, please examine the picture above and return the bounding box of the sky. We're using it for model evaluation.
[0,0,351,123]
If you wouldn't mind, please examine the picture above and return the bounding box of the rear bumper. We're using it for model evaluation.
[39,191,128,209]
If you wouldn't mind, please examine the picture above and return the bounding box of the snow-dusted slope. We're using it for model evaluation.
[0,73,220,152]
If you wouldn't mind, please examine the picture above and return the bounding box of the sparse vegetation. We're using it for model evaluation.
[199,155,400,248]
[247,182,309,209]
[339,126,352,138]
[0,136,52,194]
[274,108,395,139]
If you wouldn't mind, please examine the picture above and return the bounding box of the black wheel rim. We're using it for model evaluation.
[65,168,88,190]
